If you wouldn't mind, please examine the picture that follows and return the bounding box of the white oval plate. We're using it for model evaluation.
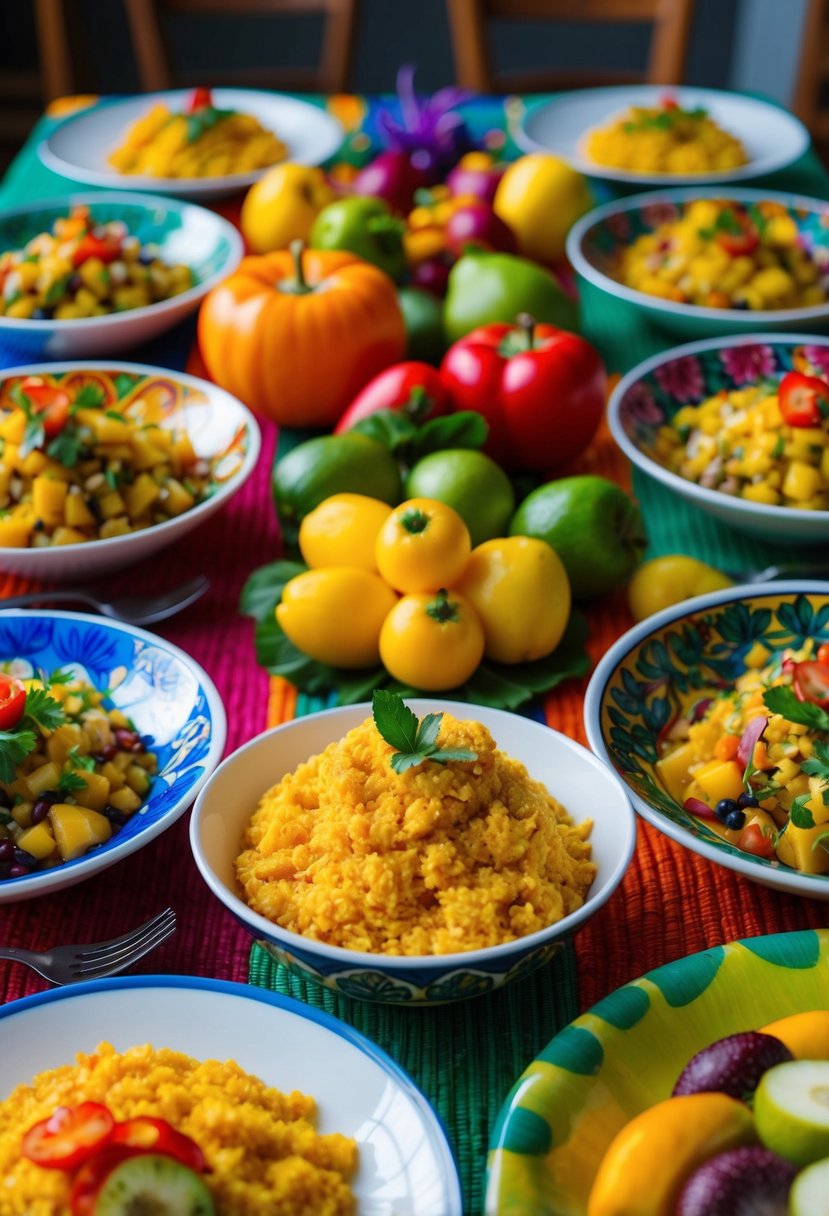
[0,976,463,1216]
[40,89,345,199]
[517,85,810,186]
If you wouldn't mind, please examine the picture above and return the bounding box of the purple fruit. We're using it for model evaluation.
[676,1145,796,1216]
[673,1031,793,1100]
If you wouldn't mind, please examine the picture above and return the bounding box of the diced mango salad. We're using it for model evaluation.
[108,87,287,178]
[655,373,829,510]
[584,100,748,175]
[0,375,212,548]
[0,670,157,880]
[0,206,194,321]
[655,643,829,874]
[615,199,827,310]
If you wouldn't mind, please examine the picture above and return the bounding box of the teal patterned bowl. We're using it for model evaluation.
[608,333,829,543]
[584,583,829,900]
[190,701,636,1005]
[0,192,242,359]
[567,188,829,338]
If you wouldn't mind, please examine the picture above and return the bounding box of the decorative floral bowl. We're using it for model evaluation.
[608,333,829,543]
[190,701,636,1005]
[567,188,829,338]
[0,361,260,581]
[0,610,226,903]
[0,192,242,358]
[486,928,829,1216]
[584,583,829,900]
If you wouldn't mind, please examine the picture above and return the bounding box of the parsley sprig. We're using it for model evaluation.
[763,685,829,732]
[371,690,477,775]
[10,384,45,460]
[0,684,66,784]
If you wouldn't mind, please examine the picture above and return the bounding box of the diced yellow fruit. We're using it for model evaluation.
[70,769,110,812]
[31,475,67,525]
[0,412,25,443]
[11,802,32,829]
[19,450,49,478]
[161,478,195,516]
[49,803,111,861]
[783,461,822,503]
[97,490,125,519]
[655,742,699,804]
[130,433,167,469]
[46,724,83,767]
[74,408,131,443]
[15,822,57,861]
[776,822,829,874]
[64,494,96,528]
[106,785,142,814]
[24,761,61,799]
[100,761,125,790]
[99,516,131,539]
[693,759,745,805]
[742,483,781,505]
[125,764,151,795]
[123,472,160,518]
[52,526,88,545]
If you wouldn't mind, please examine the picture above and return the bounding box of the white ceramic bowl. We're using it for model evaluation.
[190,701,636,1005]
[0,609,226,903]
[518,85,809,186]
[567,188,829,339]
[0,192,243,359]
[0,360,260,581]
[0,976,462,1215]
[40,89,344,199]
[608,333,829,544]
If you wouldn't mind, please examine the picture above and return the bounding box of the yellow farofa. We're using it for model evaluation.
[0,1042,357,1216]
[108,103,287,178]
[584,105,747,174]
[235,714,596,955]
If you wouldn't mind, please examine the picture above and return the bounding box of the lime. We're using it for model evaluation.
[397,286,445,364]
[790,1156,829,1215]
[755,1060,829,1166]
[404,449,515,547]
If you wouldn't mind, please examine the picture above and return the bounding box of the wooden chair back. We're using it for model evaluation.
[794,0,829,144]
[123,0,361,93]
[446,0,696,92]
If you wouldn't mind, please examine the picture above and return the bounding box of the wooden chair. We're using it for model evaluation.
[446,0,696,93]
[123,0,361,94]
[794,0,829,146]
[1,0,80,140]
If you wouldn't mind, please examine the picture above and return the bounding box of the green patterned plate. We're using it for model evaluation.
[486,929,829,1216]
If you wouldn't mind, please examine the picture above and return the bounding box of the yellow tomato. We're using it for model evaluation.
[240,163,334,254]
[298,493,393,571]
[375,498,471,593]
[453,536,570,664]
[276,568,397,668]
[627,555,734,622]
[379,589,485,690]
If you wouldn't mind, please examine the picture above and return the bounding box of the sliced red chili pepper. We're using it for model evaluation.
[188,86,213,112]
[72,234,121,268]
[793,660,829,708]
[70,1146,141,1216]
[778,370,829,428]
[16,378,71,438]
[0,674,26,731]
[737,822,776,859]
[22,1102,114,1171]
[716,220,759,257]
[110,1117,206,1172]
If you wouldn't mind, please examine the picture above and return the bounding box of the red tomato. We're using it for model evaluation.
[715,209,759,257]
[72,234,121,267]
[0,675,26,730]
[737,823,776,859]
[188,86,213,112]
[22,1103,114,1171]
[439,318,606,471]
[817,643,829,666]
[793,660,829,708]
[110,1117,206,1172]
[334,361,450,433]
[778,370,829,428]
[70,1147,141,1216]
[17,378,71,437]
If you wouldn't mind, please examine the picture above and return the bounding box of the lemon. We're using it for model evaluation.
[276,568,397,668]
[627,555,734,622]
[755,1060,829,1166]
[493,153,593,263]
[761,1012,829,1061]
[790,1156,829,1216]
[298,493,393,571]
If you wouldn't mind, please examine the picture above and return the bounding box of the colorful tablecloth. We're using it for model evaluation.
[0,94,828,1214]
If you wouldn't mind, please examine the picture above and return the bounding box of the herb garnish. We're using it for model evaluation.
[46,426,86,468]
[801,739,829,804]
[70,384,106,413]
[763,685,829,732]
[10,384,45,459]
[0,684,65,784]
[372,689,477,774]
[790,793,816,829]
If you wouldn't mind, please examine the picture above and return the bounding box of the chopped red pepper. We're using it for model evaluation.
[72,234,121,268]
[778,370,829,428]
[793,660,829,709]
[715,212,759,257]
[22,1102,114,1171]
[188,87,213,112]
[737,822,776,859]
[0,674,26,731]
[16,377,71,437]
[817,643,829,666]
[110,1117,206,1172]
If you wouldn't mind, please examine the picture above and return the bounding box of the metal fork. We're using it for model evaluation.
[0,575,209,626]
[723,562,829,583]
[0,907,176,985]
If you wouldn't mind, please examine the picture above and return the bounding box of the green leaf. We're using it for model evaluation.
[56,770,88,795]
[801,738,829,801]
[790,793,816,829]
[23,687,66,733]
[812,828,829,854]
[66,745,96,772]
[415,712,443,751]
[410,411,488,460]
[112,373,137,399]
[239,560,308,622]
[72,384,106,411]
[44,274,71,307]
[253,617,336,695]
[20,415,45,460]
[763,685,829,732]
[46,426,86,468]
[372,689,420,754]
[46,668,74,686]
[390,751,430,775]
[0,727,36,784]
[351,410,418,454]
[429,747,478,764]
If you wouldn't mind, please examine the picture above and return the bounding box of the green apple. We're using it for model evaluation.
[790,1156,829,1215]
[510,475,645,599]
[405,449,515,547]
[755,1060,829,1167]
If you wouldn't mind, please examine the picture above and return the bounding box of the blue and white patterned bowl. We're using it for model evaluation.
[190,701,635,1005]
[0,192,242,359]
[608,333,829,543]
[567,188,829,338]
[0,610,226,902]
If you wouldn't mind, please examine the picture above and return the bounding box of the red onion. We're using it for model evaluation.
[684,797,717,821]
[737,717,768,769]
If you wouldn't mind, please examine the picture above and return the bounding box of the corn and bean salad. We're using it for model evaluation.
[108,87,287,179]
[0,375,212,547]
[0,205,193,321]
[615,199,828,310]
[655,643,829,874]
[0,671,157,880]
[584,100,747,175]
[655,371,829,509]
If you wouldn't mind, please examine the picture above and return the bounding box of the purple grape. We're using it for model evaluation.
[673,1032,793,1100]
[676,1146,796,1216]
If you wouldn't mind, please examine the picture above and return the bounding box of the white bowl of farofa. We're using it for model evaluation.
[190,700,636,1005]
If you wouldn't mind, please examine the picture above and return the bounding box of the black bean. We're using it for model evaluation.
[13,847,37,868]
[0,789,13,811]
[103,805,128,827]
[9,863,29,878]
[0,840,14,862]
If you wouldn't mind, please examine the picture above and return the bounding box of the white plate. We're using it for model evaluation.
[517,86,810,186]
[0,976,463,1216]
[40,89,344,199]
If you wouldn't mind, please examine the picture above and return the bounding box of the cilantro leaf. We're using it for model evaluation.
[72,384,106,410]
[23,687,66,733]
[372,690,477,774]
[46,426,86,468]
[46,668,74,686]
[790,793,816,829]
[56,769,88,795]
[66,745,95,772]
[801,738,829,803]
[763,685,829,732]
[0,727,36,784]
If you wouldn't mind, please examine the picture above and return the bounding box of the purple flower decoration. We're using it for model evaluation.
[641,202,681,229]
[621,381,663,431]
[720,344,776,386]
[605,211,632,241]
[655,355,705,402]
[376,65,473,174]
[804,343,829,376]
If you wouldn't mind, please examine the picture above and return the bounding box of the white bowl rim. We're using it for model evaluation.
[0,607,228,900]
[0,358,261,559]
[0,190,243,330]
[607,330,829,523]
[566,186,829,326]
[190,699,637,972]
[584,579,829,900]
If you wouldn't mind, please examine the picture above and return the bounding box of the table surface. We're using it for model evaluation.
[1,92,828,1215]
